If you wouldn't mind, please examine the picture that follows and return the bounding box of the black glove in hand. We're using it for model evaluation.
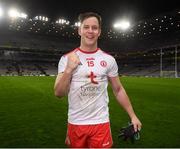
[118,123,140,143]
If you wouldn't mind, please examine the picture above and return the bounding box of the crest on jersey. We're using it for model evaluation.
[100,60,107,67]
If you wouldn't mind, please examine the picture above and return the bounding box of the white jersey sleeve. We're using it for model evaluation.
[58,55,67,73]
[107,57,118,77]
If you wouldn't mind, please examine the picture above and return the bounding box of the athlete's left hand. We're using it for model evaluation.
[131,115,142,132]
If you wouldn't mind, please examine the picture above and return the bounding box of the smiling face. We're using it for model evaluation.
[78,16,101,50]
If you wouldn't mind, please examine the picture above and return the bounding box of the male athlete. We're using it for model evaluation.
[54,12,142,148]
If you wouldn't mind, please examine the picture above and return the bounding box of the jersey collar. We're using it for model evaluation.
[77,47,99,54]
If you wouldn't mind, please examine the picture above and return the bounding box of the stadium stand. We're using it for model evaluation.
[0,10,180,77]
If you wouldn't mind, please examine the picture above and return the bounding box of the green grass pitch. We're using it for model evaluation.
[0,76,180,147]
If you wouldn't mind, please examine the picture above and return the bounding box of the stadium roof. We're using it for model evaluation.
[1,0,179,27]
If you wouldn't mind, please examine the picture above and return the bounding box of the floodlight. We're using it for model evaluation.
[66,21,70,25]
[20,13,27,19]
[8,8,27,19]
[56,18,70,25]
[0,7,3,17]
[61,19,65,24]
[59,19,63,24]
[75,22,81,27]
[34,16,48,21]
[8,9,19,18]
[113,20,130,31]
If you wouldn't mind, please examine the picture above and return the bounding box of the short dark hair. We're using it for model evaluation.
[78,12,102,28]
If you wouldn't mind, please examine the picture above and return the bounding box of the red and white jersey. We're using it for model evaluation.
[58,48,118,125]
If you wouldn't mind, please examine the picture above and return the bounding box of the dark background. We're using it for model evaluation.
[1,0,179,26]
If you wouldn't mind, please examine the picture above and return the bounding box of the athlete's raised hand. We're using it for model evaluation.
[65,52,81,73]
